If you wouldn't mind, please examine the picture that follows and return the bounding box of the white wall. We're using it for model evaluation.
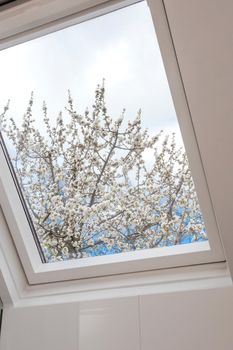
[1,302,79,350]
[1,286,233,350]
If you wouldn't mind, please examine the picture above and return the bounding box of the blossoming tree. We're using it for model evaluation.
[0,84,206,261]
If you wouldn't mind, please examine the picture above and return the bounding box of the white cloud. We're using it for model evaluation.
[0,0,184,147]
[85,40,130,89]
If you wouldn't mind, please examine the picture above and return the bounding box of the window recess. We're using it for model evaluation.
[0,0,225,284]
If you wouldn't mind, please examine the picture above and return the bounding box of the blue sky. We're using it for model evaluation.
[0,0,183,147]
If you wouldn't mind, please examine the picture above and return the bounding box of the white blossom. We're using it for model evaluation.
[0,83,206,261]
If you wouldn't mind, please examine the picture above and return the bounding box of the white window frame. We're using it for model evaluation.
[0,0,225,285]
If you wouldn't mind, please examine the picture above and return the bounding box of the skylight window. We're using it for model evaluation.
[0,1,208,263]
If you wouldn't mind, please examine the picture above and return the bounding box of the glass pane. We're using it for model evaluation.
[0,1,207,262]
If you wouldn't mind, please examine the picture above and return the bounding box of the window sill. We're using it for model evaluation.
[0,206,230,308]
